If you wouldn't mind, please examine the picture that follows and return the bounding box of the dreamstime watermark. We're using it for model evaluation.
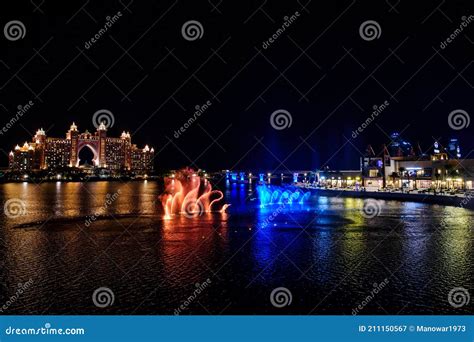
[92,287,115,308]
[182,200,204,218]
[260,204,285,229]
[352,100,389,139]
[0,101,34,136]
[4,198,27,218]
[84,11,123,49]
[270,109,292,130]
[359,20,381,41]
[85,190,121,227]
[174,279,212,315]
[459,192,474,208]
[440,15,474,49]
[270,287,292,308]
[352,278,389,315]
[260,193,299,229]
[0,278,34,313]
[448,109,470,130]
[173,100,212,138]
[5,323,85,336]
[181,20,204,41]
[262,11,301,49]
[448,287,470,308]
[361,199,383,218]
[4,20,26,41]
[92,109,115,129]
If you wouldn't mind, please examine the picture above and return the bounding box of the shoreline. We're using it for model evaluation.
[0,176,160,184]
[297,185,474,210]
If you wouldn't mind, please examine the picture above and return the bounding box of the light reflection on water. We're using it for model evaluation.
[0,181,472,314]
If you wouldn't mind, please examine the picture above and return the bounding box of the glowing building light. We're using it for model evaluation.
[98,122,107,131]
[293,173,298,183]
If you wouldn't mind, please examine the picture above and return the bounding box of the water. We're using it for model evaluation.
[0,181,472,314]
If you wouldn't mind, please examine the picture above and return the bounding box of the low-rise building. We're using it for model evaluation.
[315,169,363,189]
[361,134,473,190]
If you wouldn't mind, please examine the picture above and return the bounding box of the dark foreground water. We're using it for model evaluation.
[0,181,472,314]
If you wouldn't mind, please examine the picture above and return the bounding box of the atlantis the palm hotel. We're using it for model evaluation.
[317,133,474,191]
[8,122,154,176]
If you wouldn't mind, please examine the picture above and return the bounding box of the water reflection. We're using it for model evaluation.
[0,181,472,314]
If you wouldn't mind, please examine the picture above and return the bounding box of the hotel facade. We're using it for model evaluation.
[317,133,474,191]
[8,123,154,175]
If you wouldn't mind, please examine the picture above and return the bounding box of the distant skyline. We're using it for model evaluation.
[1,1,472,171]
[2,119,467,172]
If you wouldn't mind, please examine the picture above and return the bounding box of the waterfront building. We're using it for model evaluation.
[8,123,154,175]
[310,134,473,191]
[315,169,362,189]
[361,134,473,190]
[387,132,416,158]
[446,138,462,159]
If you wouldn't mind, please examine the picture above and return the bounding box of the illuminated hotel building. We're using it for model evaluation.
[8,123,154,175]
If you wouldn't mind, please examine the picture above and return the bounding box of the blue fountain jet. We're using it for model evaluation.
[256,185,311,207]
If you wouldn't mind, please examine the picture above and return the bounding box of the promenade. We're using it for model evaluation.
[296,183,474,210]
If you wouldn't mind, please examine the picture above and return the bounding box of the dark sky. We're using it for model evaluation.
[1,0,473,172]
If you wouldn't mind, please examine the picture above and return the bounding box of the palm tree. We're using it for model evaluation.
[444,165,453,190]
[449,167,462,190]
[390,171,398,189]
[398,167,406,191]
[412,169,417,190]
[455,169,466,190]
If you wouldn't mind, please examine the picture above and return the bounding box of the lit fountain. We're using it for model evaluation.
[161,168,230,219]
[256,185,311,208]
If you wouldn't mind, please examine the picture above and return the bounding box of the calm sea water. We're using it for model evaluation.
[0,181,472,314]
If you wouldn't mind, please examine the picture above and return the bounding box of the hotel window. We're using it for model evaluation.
[369,170,378,177]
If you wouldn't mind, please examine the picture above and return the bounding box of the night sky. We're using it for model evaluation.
[1,0,473,172]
